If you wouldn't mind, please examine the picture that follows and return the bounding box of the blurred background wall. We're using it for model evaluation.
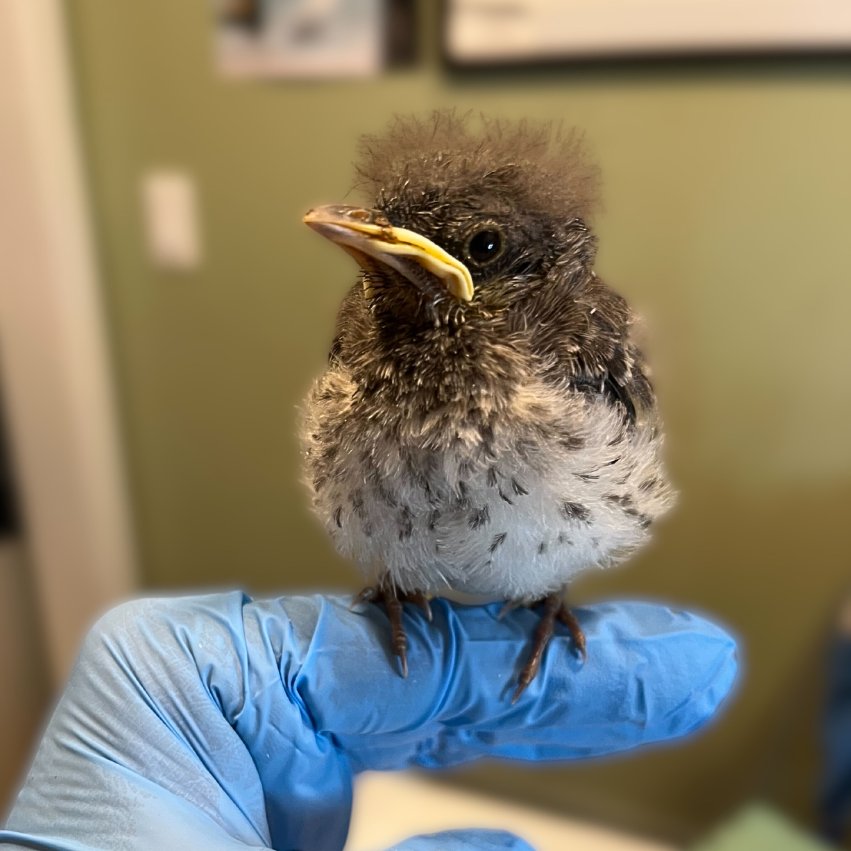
[3,0,851,843]
[0,0,138,807]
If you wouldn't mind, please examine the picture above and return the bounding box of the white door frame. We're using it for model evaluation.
[0,0,137,686]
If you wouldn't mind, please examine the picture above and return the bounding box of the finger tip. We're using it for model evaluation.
[706,625,741,714]
[557,602,743,747]
[657,612,742,739]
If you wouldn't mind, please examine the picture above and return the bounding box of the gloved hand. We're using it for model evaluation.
[0,593,737,851]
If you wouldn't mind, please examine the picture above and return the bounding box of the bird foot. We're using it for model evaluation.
[512,593,586,703]
[354,584,432,678]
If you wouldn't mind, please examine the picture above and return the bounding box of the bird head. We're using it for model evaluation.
[303,112,636,411]
[305,110,602,315]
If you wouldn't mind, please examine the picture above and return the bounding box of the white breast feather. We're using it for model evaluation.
[302,366,674,601]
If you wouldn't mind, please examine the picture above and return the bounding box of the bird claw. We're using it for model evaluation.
[353,584,431,677]
[512,593,587,701]
[357,584,586,694]
[557,605,587,663]
[407,590,433,622]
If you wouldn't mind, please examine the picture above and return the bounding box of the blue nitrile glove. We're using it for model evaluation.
[1,593,737,851]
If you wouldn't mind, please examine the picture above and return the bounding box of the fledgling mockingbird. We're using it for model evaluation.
[301,112,675,700]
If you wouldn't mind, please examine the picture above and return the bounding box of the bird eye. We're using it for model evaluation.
[465,227,504,267]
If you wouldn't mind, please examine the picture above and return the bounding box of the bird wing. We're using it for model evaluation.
[569,355,655,427]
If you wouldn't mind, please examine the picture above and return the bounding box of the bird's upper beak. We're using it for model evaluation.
[303,205,474,302]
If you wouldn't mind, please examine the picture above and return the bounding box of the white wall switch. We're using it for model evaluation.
[141,169,202,271]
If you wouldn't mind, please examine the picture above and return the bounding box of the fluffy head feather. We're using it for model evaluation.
[355,110,601,227]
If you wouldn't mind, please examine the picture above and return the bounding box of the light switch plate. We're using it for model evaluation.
[141,169,202,271]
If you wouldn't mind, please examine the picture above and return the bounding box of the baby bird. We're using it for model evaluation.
[302,112,675,699]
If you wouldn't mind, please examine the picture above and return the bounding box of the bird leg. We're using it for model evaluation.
[354,581,432,678]
[513,592,586,703]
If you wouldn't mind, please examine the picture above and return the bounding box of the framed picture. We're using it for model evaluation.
[213,0,416,79]
[444,0,851,65]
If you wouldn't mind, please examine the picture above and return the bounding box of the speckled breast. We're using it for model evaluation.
[301,366,674,601]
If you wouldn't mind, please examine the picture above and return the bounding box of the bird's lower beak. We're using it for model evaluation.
[303,205,474,303]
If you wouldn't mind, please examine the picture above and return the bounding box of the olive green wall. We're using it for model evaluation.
[66,1,851,841]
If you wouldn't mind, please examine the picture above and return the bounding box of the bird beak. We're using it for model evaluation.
[303,205,474,303]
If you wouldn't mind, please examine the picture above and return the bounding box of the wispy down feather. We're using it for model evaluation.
[354,110,601,224]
